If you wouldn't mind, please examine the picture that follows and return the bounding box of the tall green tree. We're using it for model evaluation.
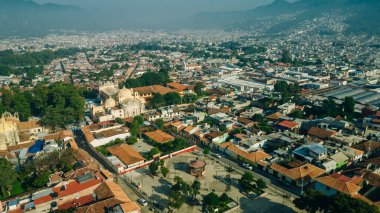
[164,92,181,105]
[161,167,170,178]
[204,192,220,211]
[191,180,201,200]
[194,82,205,96]
[0,158,17,197]
[343,96,355,117]
[240,172,254,192]
[150,93,165,108]
[155,118,164,130]
[130,120,140,137]
[149,162,159,175]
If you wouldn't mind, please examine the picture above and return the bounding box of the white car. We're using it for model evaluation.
[215,154,222,158]
[138,198,148,206]
[242,163,253,170]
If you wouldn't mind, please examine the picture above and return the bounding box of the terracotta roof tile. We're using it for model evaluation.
[144,130,175,144]
[167,82,187,91]
[107,144,145,166]
[278,120,299,129]
[352,141,380,153]
[270,162,324,181]
[266,112,284,120]
[219,142,270,163]
[315,175,361,196]
[134,85,175,95]
[307,126,336,139]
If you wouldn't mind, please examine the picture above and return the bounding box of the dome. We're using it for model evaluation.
[104,97,116,108]
[189,160,206,169]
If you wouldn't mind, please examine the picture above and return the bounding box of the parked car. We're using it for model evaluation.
[242,163,253,170]
[138,198,148,206]
[214,154,222,158]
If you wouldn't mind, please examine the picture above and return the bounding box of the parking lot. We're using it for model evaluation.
[122,150,299,213]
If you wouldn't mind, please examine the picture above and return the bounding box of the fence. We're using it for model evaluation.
[119,145,197,175]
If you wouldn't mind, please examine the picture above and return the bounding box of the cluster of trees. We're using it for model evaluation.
[0,83,85,128]
[203,192,233,212]
[294,190,379,213]
[148,159,170,178]
[251,114,272,134]
[124,60,171,88]
[150,92,181,108]
[239,172,267,194]
[96,138,126,156]
[274,80,301,104]
[305,96,356,120]
[281,49,322,66]
[169,177,201,210]
[0,48,83,76]
[156,137,187,156]
[88,63,123,81]
[0,149,77,198]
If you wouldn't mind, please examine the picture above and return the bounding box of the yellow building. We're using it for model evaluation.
[0,112,43,152]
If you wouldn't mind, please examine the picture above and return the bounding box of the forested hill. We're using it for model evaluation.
[186,0,380,35]
[0,0,82,38]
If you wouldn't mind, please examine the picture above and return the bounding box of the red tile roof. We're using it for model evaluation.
[34,177,103,205]
[278,120,299,129]
[307,126,336,139]
[58,194,95,210]
[376,111,380,117]
[107,144,145,166]
[144,129,175,144]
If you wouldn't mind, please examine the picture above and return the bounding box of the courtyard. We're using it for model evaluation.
[122,150,299,213]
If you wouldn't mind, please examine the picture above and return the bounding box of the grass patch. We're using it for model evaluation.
[0,181,26,200]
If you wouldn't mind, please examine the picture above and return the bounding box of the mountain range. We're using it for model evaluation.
[187,0,380,35]
[0,0,379,38]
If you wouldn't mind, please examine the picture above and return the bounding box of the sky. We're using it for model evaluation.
[31,0,275,27]
[34,0,275,14]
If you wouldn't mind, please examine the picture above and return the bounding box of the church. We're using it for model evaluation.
[91,82,146,122]
[0,112,44,155]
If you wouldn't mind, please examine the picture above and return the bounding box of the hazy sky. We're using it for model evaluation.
[30,0,278,29]
[34,0,275,13]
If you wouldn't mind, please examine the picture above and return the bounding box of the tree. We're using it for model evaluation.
[274,81,290,94]
[194,82,205,96]
[161,167,170,178]
[256,179,267,191]
[150,93,165,108]
[281,49,292,63]
[219,193,230,204]
[110,63,120,70]
[155,118,164,130]
[164,92,181,105]
[134,115,144,125]
[203,147,210,155]
[293,190,380,213]
[32,171,50,188]
[290,109,304,119]
[126,136,138,145]
[149,148,160,159]
[343,96,355,117]
[204,192,220,210]
[0,158,17,197]
[169,176,191,210]
[130,120,140,137]
[240,172,254,192]
[149,162,159,175]
[12,92,31,121]
[191,180,201,200]
[115,117,124,124]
